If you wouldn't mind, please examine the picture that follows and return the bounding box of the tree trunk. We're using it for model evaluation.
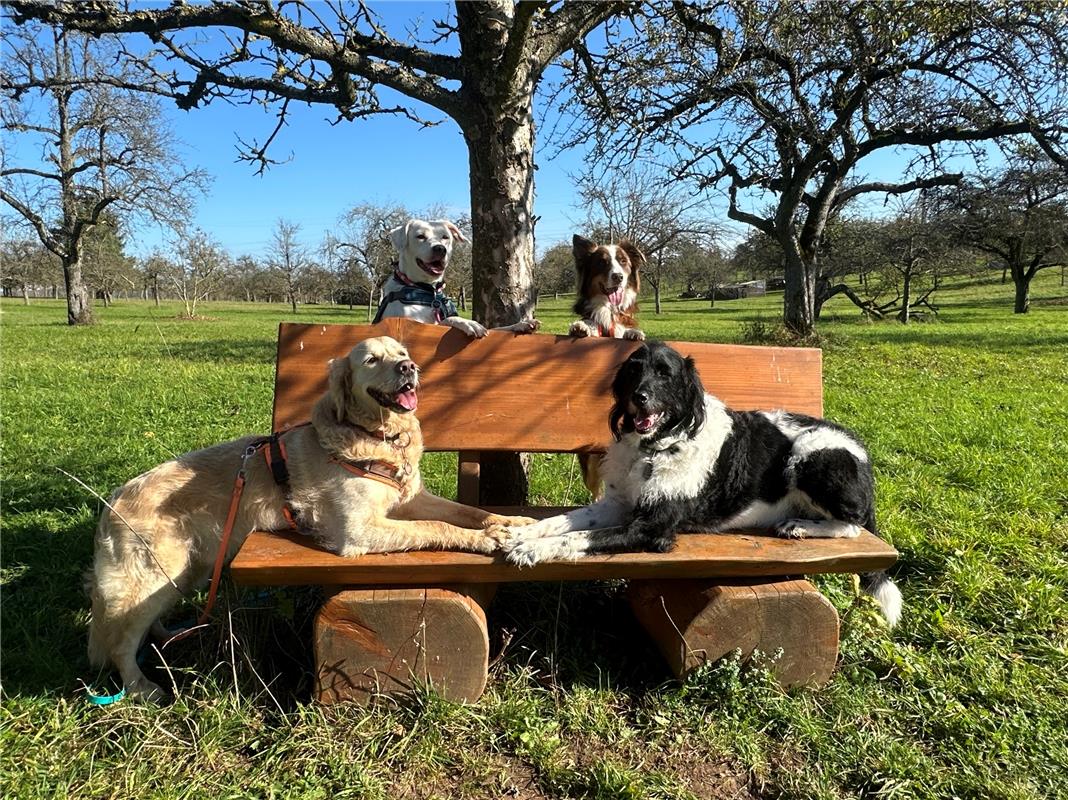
[1013,269,1031,313]
[783,249,816,335]
[455,4,547,506]
[654,282,662,314]
[898,269,912,324]
[22,284,30,305]
[458,285,466,311]
[62,255,93,324]
[290,294,297,314]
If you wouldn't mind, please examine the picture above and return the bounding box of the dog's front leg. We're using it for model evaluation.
[493,319,541,335]
[444,316,488,338]
[568,319,597,338]
[339,513,501,556]
[502,497,628,541]
[390,489,537,528]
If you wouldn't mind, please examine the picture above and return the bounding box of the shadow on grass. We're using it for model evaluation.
[488,581,668,696]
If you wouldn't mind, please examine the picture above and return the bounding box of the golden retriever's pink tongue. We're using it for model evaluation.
[395,389,418,411]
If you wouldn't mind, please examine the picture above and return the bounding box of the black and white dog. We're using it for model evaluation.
[501,341,902,627]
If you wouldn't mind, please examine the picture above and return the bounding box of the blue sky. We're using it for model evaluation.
[7,2,999,262]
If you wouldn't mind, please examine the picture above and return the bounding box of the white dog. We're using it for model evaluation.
[375,218,539,337]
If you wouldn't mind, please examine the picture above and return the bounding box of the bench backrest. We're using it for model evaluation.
[272,319,822,454]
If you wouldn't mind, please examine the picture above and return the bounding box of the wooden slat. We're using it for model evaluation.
[271,319,822,452]
[231,524,897,587]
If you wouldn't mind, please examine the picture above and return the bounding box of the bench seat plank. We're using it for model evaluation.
[231,514,897,586]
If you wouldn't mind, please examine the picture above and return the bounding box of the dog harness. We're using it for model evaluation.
[175,428,403,635]
[373,267,459,324]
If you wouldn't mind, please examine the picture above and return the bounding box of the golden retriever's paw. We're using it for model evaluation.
[568,320,594,338]
[481,520,510,547]
[126,678,167,704]
[484,514,538,528]
[623,328,646,341]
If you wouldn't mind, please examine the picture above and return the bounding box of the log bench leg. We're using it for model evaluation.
[627,577,839,688]
[315,584,496,704]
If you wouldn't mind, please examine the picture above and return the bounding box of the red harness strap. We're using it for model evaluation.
[330,456,404,491]
[597,322,617,337]
[163,425,403,645]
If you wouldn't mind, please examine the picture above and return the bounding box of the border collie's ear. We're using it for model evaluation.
[573,234,596,259]
[327,355,354,423]
[389,222,411,254]
[443,220,468,243]
[619,239,646,270]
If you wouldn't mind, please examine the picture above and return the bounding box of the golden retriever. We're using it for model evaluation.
[88,336,532,700]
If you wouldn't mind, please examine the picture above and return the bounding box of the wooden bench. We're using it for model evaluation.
[231,318,897,703]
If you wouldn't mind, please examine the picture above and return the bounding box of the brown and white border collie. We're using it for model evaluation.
[569,235,645,341]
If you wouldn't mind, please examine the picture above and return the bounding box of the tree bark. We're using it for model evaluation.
[22,284,29,305]
[783,249,816,334]
[1013,269,1031,313]
[898,269,913,324]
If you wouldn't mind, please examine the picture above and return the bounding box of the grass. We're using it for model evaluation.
[2,271,1067,799]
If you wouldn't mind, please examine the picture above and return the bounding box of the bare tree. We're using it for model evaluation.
[937,150,1068,313]
[0,238,59,302]
[7,0,620,329]
[533,241,575,301]
[268,218,310,314]
[335,203,411,321]
[562,1,1068,335]
[1,20,207,324]
[171,229,228,318]
[138,251,171,306]
[576,164,717,313]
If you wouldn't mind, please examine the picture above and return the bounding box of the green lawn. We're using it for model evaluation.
[2,272,1067,799]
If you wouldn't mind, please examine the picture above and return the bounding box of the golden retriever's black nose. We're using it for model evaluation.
[397,359,416,375]
[431,244,447,257]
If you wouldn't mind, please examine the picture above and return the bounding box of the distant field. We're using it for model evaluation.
[2,271,1066,799]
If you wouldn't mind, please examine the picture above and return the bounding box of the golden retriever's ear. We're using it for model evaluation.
[327,356,353,422]
[444,220,468,243]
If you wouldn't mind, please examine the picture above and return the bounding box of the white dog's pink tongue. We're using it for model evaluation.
[394,389,418,411]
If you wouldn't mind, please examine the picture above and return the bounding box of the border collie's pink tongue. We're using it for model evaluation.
[609,286,625,306]
[634,411,662,433]
[394,389,418,411]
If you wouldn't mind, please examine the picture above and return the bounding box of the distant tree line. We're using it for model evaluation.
[0,203,473,319]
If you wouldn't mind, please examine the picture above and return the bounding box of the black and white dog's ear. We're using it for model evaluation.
[683,355,706,436]
[389,221,411,254]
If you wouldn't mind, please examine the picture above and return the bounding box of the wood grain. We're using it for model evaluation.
[315,584,495,705]
[628,577,840,688]
[231,516,897,586]
[271,319,823,451]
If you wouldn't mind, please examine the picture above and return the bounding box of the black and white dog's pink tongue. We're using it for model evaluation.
[394,389,418,411]
[634,412,662,433]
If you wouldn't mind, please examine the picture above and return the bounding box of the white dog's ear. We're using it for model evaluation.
[389,222,410,254]
[444,221,468,243]
[327,355,354,422]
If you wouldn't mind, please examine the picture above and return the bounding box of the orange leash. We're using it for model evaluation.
[160,445,256,646]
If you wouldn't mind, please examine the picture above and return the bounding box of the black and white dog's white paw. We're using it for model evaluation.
[773,519,861,539]
[502,532,586,566]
